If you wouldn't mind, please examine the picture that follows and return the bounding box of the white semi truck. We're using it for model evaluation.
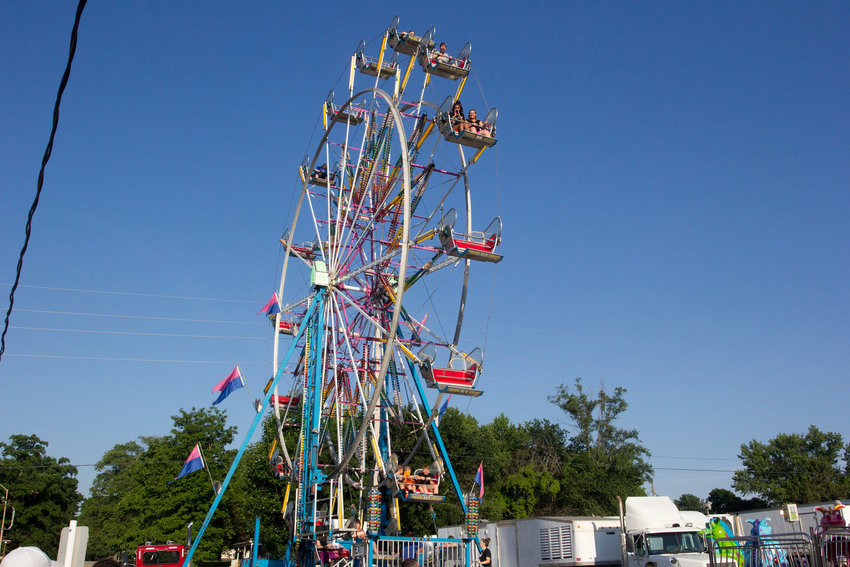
[437,496,713,567]
[619,496,712,567]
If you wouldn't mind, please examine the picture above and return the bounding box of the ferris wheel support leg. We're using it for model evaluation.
[180,291,324,567]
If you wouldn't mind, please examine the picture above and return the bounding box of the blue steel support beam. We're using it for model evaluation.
[252,517,260,567]
[299,291,326,540]
[181,290,324,567]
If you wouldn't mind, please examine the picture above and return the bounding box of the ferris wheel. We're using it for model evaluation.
[181,17,502,567]
[266,17,502,566]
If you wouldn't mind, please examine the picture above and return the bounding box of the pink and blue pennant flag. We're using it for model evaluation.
[175,444,204,480]
[473,462,484,499]
[212,365,245,405]
[257,293,281,316]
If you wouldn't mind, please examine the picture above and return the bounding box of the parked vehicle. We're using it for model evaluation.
[136,544,185,567]
[619,497,713,567]
[440,516,622,567]
[437,496,714,567]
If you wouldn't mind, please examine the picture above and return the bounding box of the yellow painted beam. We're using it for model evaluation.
[376,34,388,78]
[469,146,487,165]
[453,75,468,102]
[400,54,416,96]
[281,482,291,515]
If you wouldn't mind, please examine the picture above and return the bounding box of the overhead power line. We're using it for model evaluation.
[4,353,265,364]
[0,283,257,304]
[10,325,266,340]
[7,308,265,325]
[0,0,88,366]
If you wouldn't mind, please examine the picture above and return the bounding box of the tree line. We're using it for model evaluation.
[1,379,848,560]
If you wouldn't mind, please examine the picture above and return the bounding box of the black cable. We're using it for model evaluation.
[0,0,88,365]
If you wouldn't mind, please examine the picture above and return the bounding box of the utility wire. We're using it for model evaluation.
[0,283,257,304]
[0,0,88,366]
[9,325,266,340]
[6,308,266,325]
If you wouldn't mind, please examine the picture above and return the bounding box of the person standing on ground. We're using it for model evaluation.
[479,538,492,567]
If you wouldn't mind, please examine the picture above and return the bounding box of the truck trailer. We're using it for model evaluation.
[438,497,714,567]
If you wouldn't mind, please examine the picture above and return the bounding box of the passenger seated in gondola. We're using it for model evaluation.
[399,29,416,40]
[272,455,290,479]
[313,163,328,179]
[464,109,492,137]
[402,465,415,496]
[310,163,338,185]
[450,100,465,132]
[317,537,349,564]
[420,465,438,494]
[431,42,451,64]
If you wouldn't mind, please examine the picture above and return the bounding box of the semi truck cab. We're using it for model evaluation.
[621,497,711,567]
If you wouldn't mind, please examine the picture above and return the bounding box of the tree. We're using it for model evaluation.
[0,434,83,555]
[549,378,652,515]
[706,488,767,514]
[732,425,848,506]
[78,407,239,560]
[675,493,708,514]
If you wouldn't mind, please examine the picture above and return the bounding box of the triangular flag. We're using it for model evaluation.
[257,293,281,316]
[175,444,204,480]
[212,366,245,405]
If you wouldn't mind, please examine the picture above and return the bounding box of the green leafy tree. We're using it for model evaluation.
[497,419,568,518]
[675,493,708,514]
[0,434,82,555]
[706,488,767,514]
[502,465,560,518]
[732,425,848,506]
[549,378,652,515]
[78,407,239,560]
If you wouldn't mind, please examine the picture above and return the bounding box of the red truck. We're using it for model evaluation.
[136,544,185,567]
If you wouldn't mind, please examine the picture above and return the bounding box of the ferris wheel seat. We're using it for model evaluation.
[439,230,503,263]
[271,395,301,407]
[400,493,446,503]
[356,58,397,80]
[420,360,482,396]
[388,32,434,56]
[298,165,339,187]
[326,102,364,126]
[418,53,471,80]
[443,128,497,149]
[277,320,300,335]
[284,242,317,262]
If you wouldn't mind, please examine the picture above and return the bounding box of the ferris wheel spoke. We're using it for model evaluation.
[333,287,390,339]
[304,186,330,266]
[329,292,375,414]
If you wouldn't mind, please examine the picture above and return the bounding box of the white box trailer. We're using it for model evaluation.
[438,516,623,567]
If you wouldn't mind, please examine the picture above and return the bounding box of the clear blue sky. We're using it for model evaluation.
[1,2,848,504]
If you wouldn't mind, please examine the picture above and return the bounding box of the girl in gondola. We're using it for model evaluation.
[450,100,465,132]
